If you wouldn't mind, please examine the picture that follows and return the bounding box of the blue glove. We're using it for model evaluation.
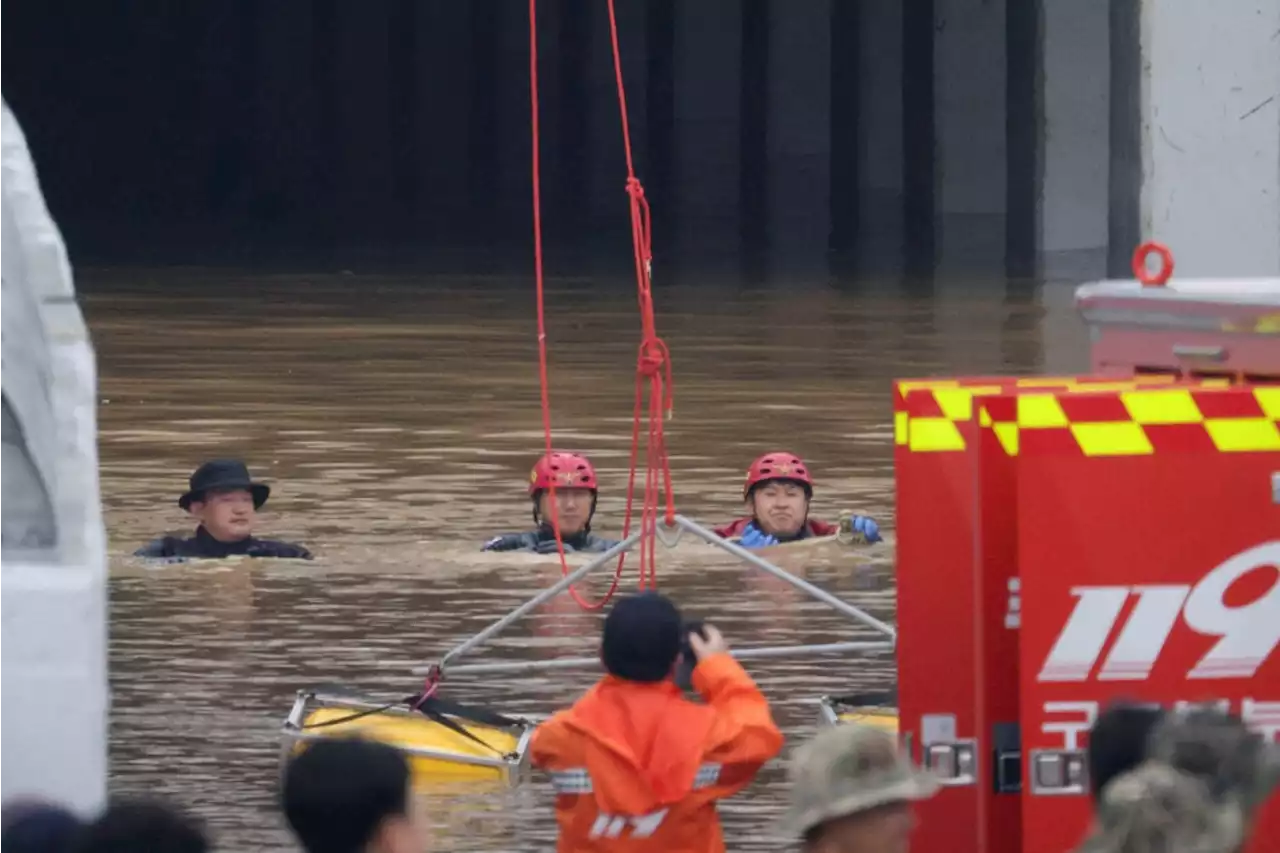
[738,524,779,549]
[847,515,882,544]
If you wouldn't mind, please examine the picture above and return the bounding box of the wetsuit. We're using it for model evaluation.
[712,517,839,543]
[134,526,313,560]
[482,523,619,554]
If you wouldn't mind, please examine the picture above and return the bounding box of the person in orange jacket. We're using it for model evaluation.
[530,591,785,853]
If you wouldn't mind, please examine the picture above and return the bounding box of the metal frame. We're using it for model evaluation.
[816,691,898,727]
[818,696,841,726]
[280,689,539,777]
[414,514,897,678]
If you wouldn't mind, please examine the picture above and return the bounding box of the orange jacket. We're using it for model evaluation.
[529,653,784,853]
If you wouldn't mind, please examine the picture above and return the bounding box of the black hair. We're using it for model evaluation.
[601,591,684,682]
[1087,700,1167,801]
[747,477,813,501]
[282,737,411,853]
[68,800,208,853]
[2,801,84,853]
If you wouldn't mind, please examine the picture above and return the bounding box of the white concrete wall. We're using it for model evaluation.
[934,0,1007,272]
[1139,0,1280,277]
[1,101,109,816]
[1040,0,1111,281]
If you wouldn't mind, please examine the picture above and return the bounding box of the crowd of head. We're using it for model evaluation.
[1,799,209,853]
[1079,702,1280,853]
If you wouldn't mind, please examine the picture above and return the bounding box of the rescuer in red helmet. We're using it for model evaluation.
[712,452,882,548]
[482,451,621,554]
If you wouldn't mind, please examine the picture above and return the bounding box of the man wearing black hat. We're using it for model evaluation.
[133,459,312,560]
[530,591,783,852]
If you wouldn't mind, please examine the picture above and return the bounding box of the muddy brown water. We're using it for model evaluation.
[87,268,1044,851]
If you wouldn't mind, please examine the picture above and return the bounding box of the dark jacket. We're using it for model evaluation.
[482,523,619,554]
[134,526,312,560]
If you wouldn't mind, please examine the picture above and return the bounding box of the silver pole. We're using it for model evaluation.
[436,640,896,677]
[417,532,645,674]
[672,514,898,641]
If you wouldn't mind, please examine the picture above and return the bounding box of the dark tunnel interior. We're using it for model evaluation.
[2,1,1042,283]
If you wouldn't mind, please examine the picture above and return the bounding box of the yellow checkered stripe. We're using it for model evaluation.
[893,376,1221,453]
[983,387,1280,457]
[896,382,1278,456]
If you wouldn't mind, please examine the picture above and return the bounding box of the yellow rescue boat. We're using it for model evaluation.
[281,687,538,783]
[818,690,900,733]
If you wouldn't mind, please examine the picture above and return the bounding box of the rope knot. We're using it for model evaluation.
[638,340,666,377]
[625,176,646,201]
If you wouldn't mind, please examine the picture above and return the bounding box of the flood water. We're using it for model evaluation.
[87,267,1045,851]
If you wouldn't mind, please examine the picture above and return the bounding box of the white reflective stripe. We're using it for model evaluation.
[550,762,720,794]
[693,762,722,789]
[549,768,593,794]
[590,808,670,839]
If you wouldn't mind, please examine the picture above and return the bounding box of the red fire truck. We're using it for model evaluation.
[893,245,1279,853]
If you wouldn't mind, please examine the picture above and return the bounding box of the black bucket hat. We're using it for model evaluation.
[178,459,270,511]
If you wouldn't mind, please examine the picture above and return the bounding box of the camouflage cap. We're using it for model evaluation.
[780,722,938,838]
[1075,761,1245,853]
[1146,706,1280,815]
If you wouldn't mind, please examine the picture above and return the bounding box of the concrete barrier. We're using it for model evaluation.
[1,99,108,815]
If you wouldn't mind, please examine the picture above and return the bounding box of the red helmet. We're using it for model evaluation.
[743,451,813,498]
[529,451,599,496]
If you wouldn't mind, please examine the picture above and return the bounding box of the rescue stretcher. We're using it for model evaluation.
[818,690,900,733]
[281,686,539,784]
[279,517,899,781]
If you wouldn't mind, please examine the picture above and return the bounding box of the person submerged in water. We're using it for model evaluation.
[134,459,313,560]
[482,451,620,554]
[713,451,882,549]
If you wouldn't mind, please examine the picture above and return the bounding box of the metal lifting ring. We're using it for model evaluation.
[654,521,684,548]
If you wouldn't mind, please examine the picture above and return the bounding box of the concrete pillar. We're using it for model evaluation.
[766,0,831,270]
[414,1,475,239]
[672,0,742,260]
[333,4,394,236]
[858,0,904,271]
[495,1,533,236]
[588,0,647,237]
[933,0,1007,273]
[1037,280,1092,376]
[1038,1,1110,281]
[1035,0,1109,375]
[254,1,317,225]
[1140,0,1280,276]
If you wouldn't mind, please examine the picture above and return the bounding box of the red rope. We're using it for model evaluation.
[528,0,675,609]
[606,0,676,592]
